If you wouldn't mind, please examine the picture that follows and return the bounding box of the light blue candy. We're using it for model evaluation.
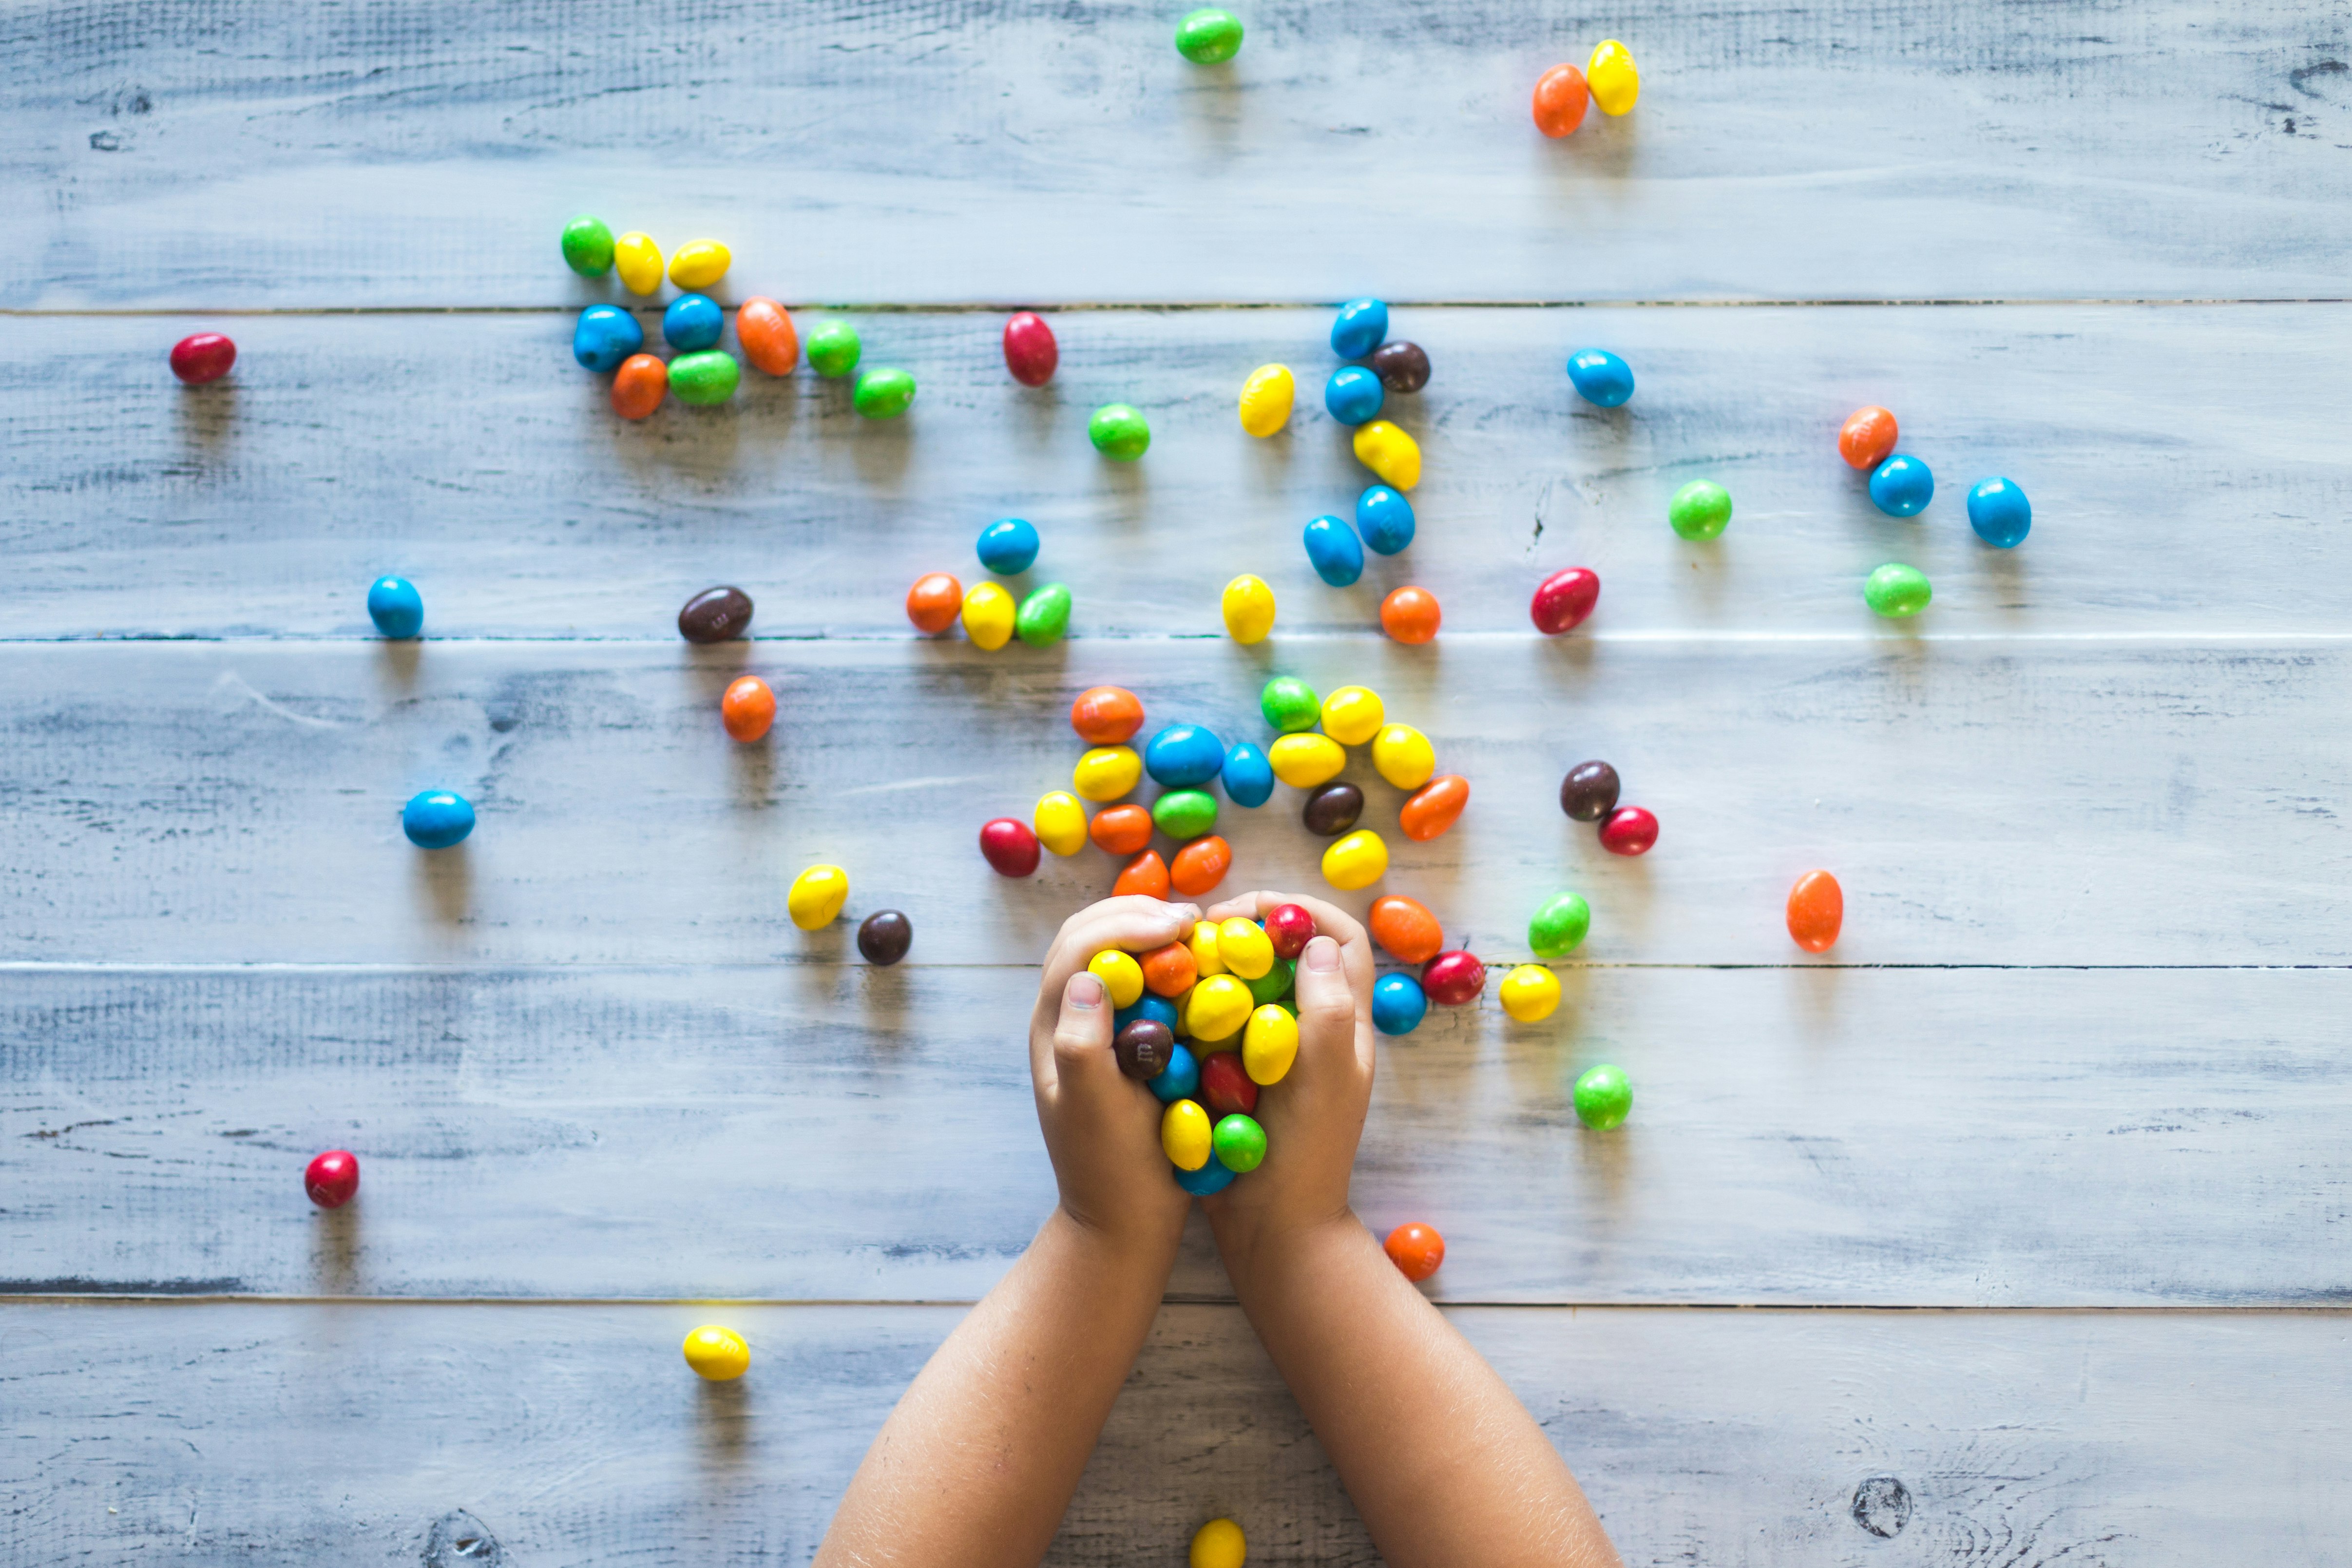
[1869,454,1935,517]
[1357,485,1416,555]
[1117,994,1180,1036]
[571,305,643,371]
[662,293,724,353]
[1148,1042,1200,1103]
[402,790,475,850]
[975,517,1040,574]
[1175,1153,1238,1195]
[1371,973,1427,1035]
[1967,477,2031,548]
[1222,742,1275,807]
[1144,723,1224,787]
[1566,348,1635,408]
[366,576,423,639]
[1324,364,1384,425]
[1302,515,1364,586]
[1331,298,1389,359]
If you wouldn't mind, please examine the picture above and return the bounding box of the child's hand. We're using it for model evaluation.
[1029,895,1202,1255]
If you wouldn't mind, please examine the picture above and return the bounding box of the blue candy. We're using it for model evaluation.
[1222,741,1275,807]
[1144,723,1225,787]
[1175,1153,1238,1195]
[1967,477,2031,548]
[662,293,724,353]
[1371,973,1427,1035]
[1117,994,1181,1036]
[975,516,1040,574]
[1324,365,1384,425]
[1302,515,1365,586]
[1869,454,1935,517]
[1148,1042,1201,1103]
[1330,298,1389,360]
[1566,348,1635,408]
[366,576,423,640]
[1356,485,1416,555]
[572,305,644,371]
[402,790,475,850]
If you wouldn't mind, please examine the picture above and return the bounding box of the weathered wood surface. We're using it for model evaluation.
[7,2,2350,308]
[3,1301,2346,1566]
[5,306,2351,641]
[5,965,2346,1305]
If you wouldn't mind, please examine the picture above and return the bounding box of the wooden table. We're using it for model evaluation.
[5,3,2349,1562]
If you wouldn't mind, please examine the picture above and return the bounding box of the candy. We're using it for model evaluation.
[1119,993,1181,1034]
[1368,894,1442,963]
[1531,63,1590,137]
[683,1325,750,1381]
[1217,916,1275,979]
[1145,724,1225,787]
[1213,1113,1266,1172]
[669,350,741,405]
[1272,734,1348,790]
[1530,567,1601,634]
[1587,38,1639,115]
[1222,574,1276,644]
[1398,775,1468,842]
[1015,583,1071,647]
[1116,1019,1177,1080]
[1558,761,1620,821]
[1149,1041,1201,1103]
[304,1149,359,1209]
[721,675,776,741]
[1089,950,1147,1009]
[1869,454,1933,516]
[1187,974,1254,1042]
[573,304,644,371]
[1668,480,1732,540]
[1321,828,1388,890]
[1839,405,1899,470]
[1598,805,1658,856]
[1379,586,1440,645]
[1176,1158,1238,1196]
[961,581,1016,650]
[1089,403,1150,461]
[1175,6,1243,62]
[1320,685,1385,746]
[1499,964,1560,1021]
[560,215,615,276]
[980,818,1042,877]
[1090,803,1152,855]
[1968,477,2031,548]
[1529,892,1591,958]
[1352,420,1421,490]
[679,586,754,643]
[1331,298,1389,359]
[1565,348,1634,408]
[857,910,913,965]
[1243,1005,1299,1085]
[366,576,424,639]
[612,353,668,419]
[1238,363,1295,436]
[1245,958,1296,1006]
[1221,742,1274,807]
[1370,341,1430,392]
[906,573,962,634]
[977,517,1041,575]
[1368,725,1434,789]
[853,367,916,419]
[1263,903,1316,959]
[668,239,731,290]
[1153,789,1219,841]
[1071,687,1144,745]
[788,863,852,926]
[614,232,663,295]
[1421,950,1485,1006]
[402,790,475,849]
[807,321,862,378]
[1002,311,1058,386]
[1371,973,1427,1035]
[1114,849,1171,899]
[169,332,236,385]
[1787,869,1844,952]
[736,298,798,375]
[1573,1063,1631,1129]
[663,292,724,352]
[1034,791,1088,856]
[1356,485,1416,555]
[1188,919,1228,977]
[1260,676,1322,734]
[1201,1051,1259,1116]
[1140,941,1198,996]
[1864,562,1932,617]
[1073,746,1142,802]
[1324,364,1384,425]
[1190,1518,1247,1568]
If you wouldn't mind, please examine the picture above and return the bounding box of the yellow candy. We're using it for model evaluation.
[1320,685,1386,746]
[1217,917,1275,979]
[787,863,850,929]
[1268,732,1346,788]
[1034,791,1088,857]
[1188,919,1228,977]
[1352,419,1421,490]
[1222,574,1276,644]
[615,231,664,296]
[1238,363,1295,438]
[1243,1005,1299,1085]
[1187,974,1254,1042]
[682,1324,750,1381]
[1190,1518,1247,1568]
[1587,38,1640,116]
[1073,745,1142,802]
[1089,949,1146,1009]
[1162,1097,1212,1170]
[1321,828,1388,891]
[1171,982,1197,1037]
[669,238,732,289]
[962,581,1016,650]
[1371,723,1435,789]
[1500,963,1562,1022]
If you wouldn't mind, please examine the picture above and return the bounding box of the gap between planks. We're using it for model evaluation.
[6,961,2350,974]
[5,1295,2347,1314]
[17,631,2352,647]
[0,298,2346,318]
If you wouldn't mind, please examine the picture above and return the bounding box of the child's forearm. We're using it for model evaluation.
[815,1206,1180,1568]
[1216,1213,1621,1568]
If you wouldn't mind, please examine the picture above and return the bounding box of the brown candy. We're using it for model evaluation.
[857,910,912,966]
[678,586,753,643]
[1114,1019,1175,1081]
[1559,760,1620,822]
[1369,341,1430,394]
[1301,782,1363,837]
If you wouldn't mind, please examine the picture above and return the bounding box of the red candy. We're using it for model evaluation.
[1112,849,1170,899]
[1263,902,1316,959]
[169,332,236,385]
[1003,311,1059,387]
[1421,951,1486,1006]
[1530,568,1600,635]
[979,818,1041,877]
[1384,1221,1445,1281]
[1598,805,1658,856]
[1199,1051,1260,1117]
[304,1149,360,1209]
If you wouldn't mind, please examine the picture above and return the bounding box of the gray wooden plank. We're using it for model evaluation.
[4,305,2350,642]
[3,1300,2346,1565]
[7,2,2350,306]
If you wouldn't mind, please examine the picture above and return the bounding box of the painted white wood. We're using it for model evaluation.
[4,306,2348,640]
[9,3,2350,307]
[5,965,2346,1305]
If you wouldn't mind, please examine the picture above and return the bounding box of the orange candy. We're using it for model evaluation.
[1367,895,1443,964]
[1090,803,1153,856]
[1070,686,1145,745]
[1379,586,1441,644]
[736,297,799,376]
[1384,1222,1445,1282]
[1398,774,1470,842]
[1112,849,1170,900]
[1140,941,1198,997]
[612,353,667,420]
[1839,406,1899,471]
[1787,869,1844,953]
[906,573,962,634]
[1170,834,1231,897]
[720,676,775,742]
[1531,64,1590,137]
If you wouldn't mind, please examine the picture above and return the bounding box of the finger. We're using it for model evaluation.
[1290,932,1363,1079]
[1201,891,1264,923]
[1031,897,1199,1059]
[1044,969,1121,1108]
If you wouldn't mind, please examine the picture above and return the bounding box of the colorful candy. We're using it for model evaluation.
[1116,1019,1177,1080]
[1869,454,1933,516]
[1071,687,1145,744]
[1498,964,1560,1022]
[1587,39,1639,115]
[1073,745,1143,801]
[1369,894,1443,963]
[1187,974,1254,1041]
[668,239,730,290]
[1221,742,1275,807]
[1145,724,1225,787]
[1015,583,1071,647]
[1034,791,1087,856]
[669,350,740,405]
[1141,941,1198,996]
[1243,1005,1299,1085]
[682,1325,750,1381]
[1421,950,1485,1006]
[1324,365,1384,425]
[1531,63,1590,137]
[1089,950,1147,1008]
[679,586,753,642]
[168,332,236,385]
[1176,1158,1238,1195]
[1002,311,1058,386]
[1302,781,1362,835]
[1260,675,1321,733]
[612,353,668,419]
[853,367,916,419]
[1558,761,1619,821]
[1565,348,1634,408]
[721,675,775,742]
[1319,685,1385,745]
[1321,828,1388,890]
[1529,892,1591,958]
[1839,405,1898,470]
[1356,484,1416,554]
[1091,804,1152,855]
[1530,567,1601,635]
[1968,477,2031,548]
[979,819,1042,877]
[1379,586,1440,644]
[857,910,913,965]
[1668,480,1732,540]
[1212,1113,1266,1172]
[1160,1099,1210,1170]
[1787,869,1843,952]
[1171,834,1232,895]
[1200,1051,1259,1116]
[1352,420,1421,490]
[366,576,423,639]
[906,573,962,634]
[1598,805,1658,856]
[304,1149,359,1209]
[1263,903,1316,959]
[1864,562,1932,617]
[1175,7,1244,62]
[1371,973,1428,1035]
[1190,1519,1247,1568]
[806,321,861,378]
[573,305,644,371]
[402,790,474,849]
[1188,919,1228,977]
[560,215,614,277]
[1331,298,1389,359]
[1153,789,1219,841]
[1089,403,1150,460]
[977,517,1040,575]
[1302,515,1365,586]
[1222,574,1277,644]
[736,298,798,375]
[1238,363,1295,436]
[1271,734,1347,790]
[1217,917,1275,978]
[663,293,723,352]
[1573,1063,1631,1129]
[614,231,663,296]
[1383,1222,1444,1281]
[1369,341,1430,393]
[1113,850,1170,899]
[1371,724,1435,790]
[1399,775,1468,841]
[788,863,852,926]
[961,581,1016,650]
[1150,1041,1201,1102]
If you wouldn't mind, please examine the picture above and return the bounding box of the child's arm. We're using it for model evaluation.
[815,896,1202,1568]
[1201,891,1622,1568]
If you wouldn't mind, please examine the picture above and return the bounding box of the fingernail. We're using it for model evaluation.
[1304,935,1341,972]
[1069,972,1105,1009]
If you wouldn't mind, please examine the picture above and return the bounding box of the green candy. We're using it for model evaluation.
[1864,562,1932,618]
[807,322,862,379]
[1014,582,1071,647]
[1529,892,1591,959]
[853,366,916,420]
[669,350,740,406]
[1245,958,1295,1007]
[1668,479,1732,540]
[560,215,614,277]
[1089,402,1150,461]
[1212,1112,1266,1172]
[1573,1064,1631,1130]
[1259,675,1320,734]
[1175,7,1244,63]
[1152,788,1218,841]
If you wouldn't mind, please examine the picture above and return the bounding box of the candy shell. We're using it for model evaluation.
[1371,973,1427,1035]
[305,1149,359,1208]
[1222,574,1276,643]
[721,675,775,742]
[1421,950,1485,1006]
[1149,1042,1202,1103]
[1114,849,1171,899]
[1864,562,1932,618]
[1145,724,1225,788]
[1301,782,1362,836]
[1331,298,1389,359]
[1116,1019,1177,1080]
[560,215,615,277]
[978,819,1041,878]
[1530,567,1600,634]
[1191,1519,1247,1568]
[977,517,1041,575]
[1668,480,1732,540]
[736,298,799,375]
[1559,761,1620,821]
[1175,6,1243,62]
[906,573,962,634]
[1379,586,1440,645]
[1321,828,1388,890]
[169,332,236,384]
[1188,919,1228,978]
[1324,364,1384,425]
[787,864,851,927]
[1221,742,1274,807]
[1035,791,1087,856]
[1968,477,2031,548]
[807,321,861,378]
[961,581,1016,650]
[573,305,644,372]
[1212,1112,1266,1172]
[1574,1063,1631,1129]
[1302,516,1364,586]
[1839,406,1899,470]
[858,911,913,965]
[853,367,916,420]
[1587,38,1639,115]
[1090,403,1150,460]
[1239,363,1295,437]
[1089,949,1147,1009]
[668,239,731,290]
[1263,903,1316,959]
[1153,789,1219,841]
[612,353,668,419]
[1162,1098,1213,1170]
[1260,676,1322,734]
[1003,311,1058,386]
[1187,974,1254,1042]
[1383,1222,1446,1283]
[1269,733,1346,789]
[366,576,424,639]
[1319,685,1385,746]
[1073,746,1143,801]
[614,232,663,295]
[1566,348,1634,408]
[1200,1051,1259,1117]
[1071,688,1145,745]
[402,791,474,849]
[1141,941,1199,997]
[1369,339,1430,393]
[1120,993,1180,1034]
[1398,774,1468,842]
[678,586,753,643]
[1217,916,1275,979]
[1370,725,1434,790]
[1598,805,1658,856]
[1532,63,1590,137]
[683,1325,750,1381]
[1529,892,1591,958]
[1356,485,1416,555]
[1243,1004,1299,1085]
[663,292,723,352]
[1869,454,1934,517]
[1787,869,1844,952]
[1176,1158,1238,1196]
[1499,964,1560,1022]
[1090,803,1153,856]
[669,350,740,406]
[1368,895,1443,964]
[1015,582,1071,647]
[1352,420,1421,490]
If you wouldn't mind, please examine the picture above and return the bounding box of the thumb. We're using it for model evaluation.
[1291,935,1357,1075]
[1048,970,1120,1102]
